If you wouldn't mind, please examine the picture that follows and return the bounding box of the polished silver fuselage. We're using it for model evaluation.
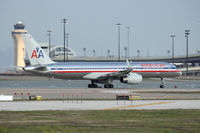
[35,62,181,80]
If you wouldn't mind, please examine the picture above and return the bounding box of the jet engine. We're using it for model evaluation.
[120,73,142,84]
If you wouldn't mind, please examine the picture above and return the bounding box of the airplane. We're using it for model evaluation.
[22,33,182,88]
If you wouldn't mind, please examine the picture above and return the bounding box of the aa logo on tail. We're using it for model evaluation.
[31,47,44,59]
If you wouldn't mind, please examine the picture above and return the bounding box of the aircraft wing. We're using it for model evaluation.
[99,67,132,79]
[83,68,132,80]
[83,60,132,80]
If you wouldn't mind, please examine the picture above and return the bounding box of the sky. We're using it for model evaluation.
[0,0,200,67]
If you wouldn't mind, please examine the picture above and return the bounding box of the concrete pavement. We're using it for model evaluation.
[0,100,200,111]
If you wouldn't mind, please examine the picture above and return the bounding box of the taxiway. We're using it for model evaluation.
[0,100,200,111]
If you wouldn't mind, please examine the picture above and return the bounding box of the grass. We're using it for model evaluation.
[0,110,200,133]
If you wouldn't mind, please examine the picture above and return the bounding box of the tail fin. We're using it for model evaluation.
[22,33,55,65]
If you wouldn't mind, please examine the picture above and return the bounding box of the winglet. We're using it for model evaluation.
[126,59,132,69]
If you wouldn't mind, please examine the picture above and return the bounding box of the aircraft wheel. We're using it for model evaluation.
[88,84,92,88]
[88,84,98,88]
[94,84,97,88]
[160,85,164,88]
[160,78,165,88]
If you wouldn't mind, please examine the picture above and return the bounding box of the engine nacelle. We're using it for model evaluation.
[120,73,142,84]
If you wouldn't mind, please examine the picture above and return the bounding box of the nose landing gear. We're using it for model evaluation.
[160,78,165,88]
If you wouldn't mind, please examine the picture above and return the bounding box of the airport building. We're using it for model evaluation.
[49,45,76,59]
[38,43,76,59]
[11,22,27,67]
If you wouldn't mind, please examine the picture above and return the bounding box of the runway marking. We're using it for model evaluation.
[104,101,172,110]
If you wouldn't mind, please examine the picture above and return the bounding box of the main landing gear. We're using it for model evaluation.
[88,81,114,88]
[160,78,165,88]
[88,81,98,88]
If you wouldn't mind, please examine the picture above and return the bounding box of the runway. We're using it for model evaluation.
[0,100,200,111]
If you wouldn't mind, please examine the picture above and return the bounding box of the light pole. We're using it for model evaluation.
[61,18,67,62]
[167,50,170,57]
[170,35,176,64]
[107,49,110,58]
[185,30,190,76]
[127,26,130,59]
[124,47,127,58]
[66,33,69,62]
[83,47,86,57]
[93,49,95,57]
[116,23,122,61]
[137,50,140,58]
[47,30,52,58]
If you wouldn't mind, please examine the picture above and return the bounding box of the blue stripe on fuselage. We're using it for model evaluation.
[48,62,176,70]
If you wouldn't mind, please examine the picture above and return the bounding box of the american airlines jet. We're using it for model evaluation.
[22,33,181,88]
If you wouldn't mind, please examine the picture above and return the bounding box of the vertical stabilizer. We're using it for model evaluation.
[22,34,54,65]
